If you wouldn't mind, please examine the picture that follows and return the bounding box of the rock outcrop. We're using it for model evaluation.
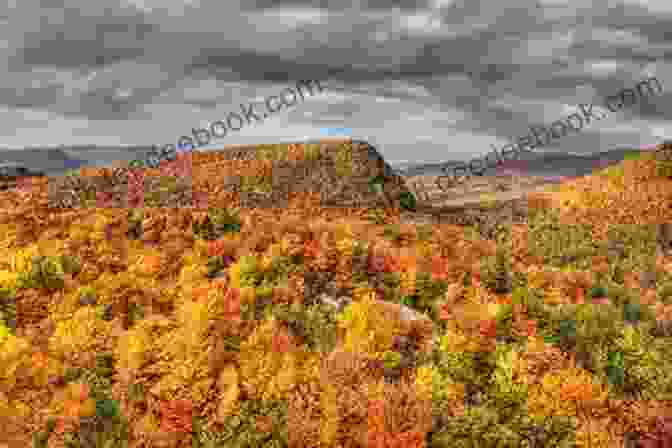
[46,138,414,211]
[190,138,411,210]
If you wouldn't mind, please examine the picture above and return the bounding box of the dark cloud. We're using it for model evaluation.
[0,85,60,110]
[248,0,430,11]
[1,0,670,167]
[12,4,156,71]
[589,6,672,46]
[19,39,146,71]
[187,51,351,83]
[182,98,223,110]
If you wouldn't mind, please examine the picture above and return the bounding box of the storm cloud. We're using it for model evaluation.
[1,0,671,167]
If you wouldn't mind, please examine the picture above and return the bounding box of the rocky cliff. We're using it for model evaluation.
[45,138,414,211]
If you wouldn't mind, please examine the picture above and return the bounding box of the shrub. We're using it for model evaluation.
[431,405,525,448]
[32,430,50,448]
[241,175,273,194]
[656,160,672,178]
[0,286,17,332]
[368,174,386,194]
[528,366,608,420]
[127,382,145,403]
[487,345,529,421]
[513,286,549,323]
[229,255,262,289]
[657,280,672,304]
[526,209,597,268]
[382,224,403,242]
[304,143,322,161]
[271,302,338,353]
[605,283,636,307]
[58,254,81,275]
[211,207,243,234]
[602,325,669,400]
[481,247,512,294]
[336,290,400,356]
[334,142,354,177]
[192,214,217,241]
[413,272,448,318]
[623,302,642,324]
[238,319,320,402]
[382,350,402,369]
[96,398,121,419]
[206,255,227,278]
[416,223,434,242]
[78,286,97,306]
[49,307,106,358]
[0,328,31,389]
[366,207,387,225]
[605,224,657,271]
[17,255,66,290]
[398,191,417,211]
[127,209,143,239]
[568,304,623,358]
[587,285,607,299]
[208,398,288,448]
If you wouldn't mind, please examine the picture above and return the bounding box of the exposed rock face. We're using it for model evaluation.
[402,197,532,239]
[354,139,398,179]
[654,140,672,162]
[194,138,411,210]
[45,138,413,211]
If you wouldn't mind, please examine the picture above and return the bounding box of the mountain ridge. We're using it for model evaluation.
[0,143,655,179]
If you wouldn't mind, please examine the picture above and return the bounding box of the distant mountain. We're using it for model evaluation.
[0,145,155,175]
[0,143,655,179]
[0,148,89,175]
[393,146,652,178]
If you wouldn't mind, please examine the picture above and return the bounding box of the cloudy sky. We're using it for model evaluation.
[2,0,672,167]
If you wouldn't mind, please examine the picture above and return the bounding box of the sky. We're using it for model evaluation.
[2,0,672,167]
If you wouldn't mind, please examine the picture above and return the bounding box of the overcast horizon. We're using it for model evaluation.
[2,0,672,170]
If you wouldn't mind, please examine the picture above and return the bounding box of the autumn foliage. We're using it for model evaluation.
[2,142,672,447]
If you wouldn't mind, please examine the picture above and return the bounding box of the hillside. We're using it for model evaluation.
[2,140,672,447]
[0,148,90,175]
